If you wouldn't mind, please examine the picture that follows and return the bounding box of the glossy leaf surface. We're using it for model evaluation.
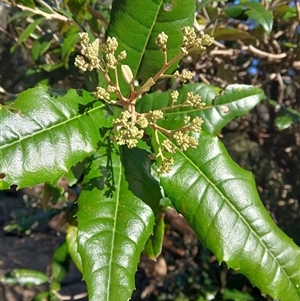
[76,139,155,301]
[0,85,112,189]
[160,131,300,301]
[106,0,195,91]
[137,83,265,134]
[66,225,83,273]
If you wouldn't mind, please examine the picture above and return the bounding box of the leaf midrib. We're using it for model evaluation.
[164,133,296,293]
[0,104,105,150]
[134,0,164,78]
[107,163,121,300]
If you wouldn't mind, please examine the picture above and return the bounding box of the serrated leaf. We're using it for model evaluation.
[159,131,300,301]
[76,138,155,301]
[106,0,195,93]
[136,83,264,134]
[66,225,83,273]
[0,85,112,190]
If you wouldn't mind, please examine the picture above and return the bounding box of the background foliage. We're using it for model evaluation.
[0,0,299,300]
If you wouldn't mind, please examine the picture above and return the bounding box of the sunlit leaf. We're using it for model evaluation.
[159,131,300,301]
[77,139,155,301]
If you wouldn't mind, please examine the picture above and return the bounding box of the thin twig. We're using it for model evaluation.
[242,45,287,61]
[3,0,69,22]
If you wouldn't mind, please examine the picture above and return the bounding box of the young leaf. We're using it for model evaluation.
[106,0,195,92]
[0,85,112,189]
[66,225,83,273]
[159,131,300,301]
[137,83,265,134]
[76,138,155,301]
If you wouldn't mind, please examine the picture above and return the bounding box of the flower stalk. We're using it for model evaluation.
[75,27,213,173]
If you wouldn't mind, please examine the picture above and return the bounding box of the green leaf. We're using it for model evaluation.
[209,27,256,42]
[120,146,162,214]
[16,0,36,9]
[136,83,264,134]
[62,27,80,68]
[222,288,254,301]
[66,0,88,22]
[267,99,300,131]
[10,18,44,53]
[51,242,70,282]
[1,269,49,286]
[0,85,112,190]
[31,32,53,61]
[144,211,165,260]
[159,131,300,301]
[66,225,83,273]
[76,138,155,301]
[106,0,195,93]
[225,2,273,34]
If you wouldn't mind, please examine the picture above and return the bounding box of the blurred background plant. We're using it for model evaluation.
[0,0,299,300]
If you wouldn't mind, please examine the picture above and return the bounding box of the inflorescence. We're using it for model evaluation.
[75,26,213,174]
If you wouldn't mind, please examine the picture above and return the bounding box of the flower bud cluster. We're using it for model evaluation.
[101,37,127,69]
[153,118,202,174]
[93,85,117,102]
[155,32,168,51]
[173,70,193,82]
[75,33,127,73]
[75,26,213,174]
[181,26,214,54]
[75,33,100,72]
[113,111,145,148]
[184,92,206,109]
